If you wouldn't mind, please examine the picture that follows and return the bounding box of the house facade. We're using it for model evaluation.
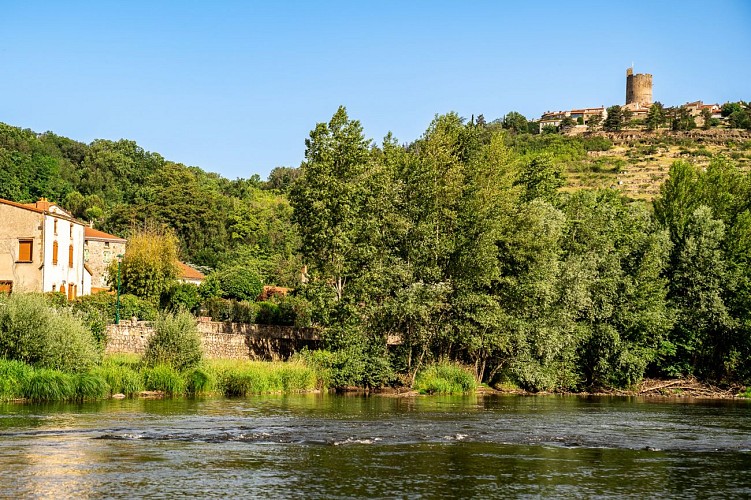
[84,227,127,293]
[0,198,91,298]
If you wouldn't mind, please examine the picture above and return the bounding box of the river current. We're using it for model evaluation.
[0,395,749,498]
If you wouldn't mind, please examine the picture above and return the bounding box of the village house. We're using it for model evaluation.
[177,261,205,285]
[539,107,606,132]
[84,227,127,293]
[0,197,91,298]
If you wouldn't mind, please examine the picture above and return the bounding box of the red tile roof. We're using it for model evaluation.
[84,227,127,242]
[177,261,205,280]
[0,197,79,222]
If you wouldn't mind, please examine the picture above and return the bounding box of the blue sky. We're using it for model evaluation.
[2,1,750,180]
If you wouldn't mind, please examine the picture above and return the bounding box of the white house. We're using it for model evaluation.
[0,197,91,298]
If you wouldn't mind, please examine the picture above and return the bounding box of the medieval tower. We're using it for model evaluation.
[625,68,652,107]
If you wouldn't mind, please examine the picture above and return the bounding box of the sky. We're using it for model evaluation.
[2,1,750,180]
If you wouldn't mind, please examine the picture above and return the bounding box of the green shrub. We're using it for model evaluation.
[162,283,201,312]
[255,301,280,324]
[216,267,263,301]
[414,363,477,394]
[0,293,101,372]
[119,294,158,321]
[201,297,256,323]
[144,312,203,370]
[142,364,185,395]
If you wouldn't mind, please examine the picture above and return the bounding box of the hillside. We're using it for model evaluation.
[563,129,751,200]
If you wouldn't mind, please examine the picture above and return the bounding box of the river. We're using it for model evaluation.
[0,394,749,498]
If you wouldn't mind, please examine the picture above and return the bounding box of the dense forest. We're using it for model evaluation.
[2,106,751,391]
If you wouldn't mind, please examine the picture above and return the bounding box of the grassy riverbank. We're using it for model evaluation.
[0,355,322,402]
[0,355,482,402]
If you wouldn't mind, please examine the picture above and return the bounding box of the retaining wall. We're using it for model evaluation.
[105,319,321,361]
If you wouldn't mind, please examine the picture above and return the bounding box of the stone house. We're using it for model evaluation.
[0,197,91,298]
[84,227,127,293]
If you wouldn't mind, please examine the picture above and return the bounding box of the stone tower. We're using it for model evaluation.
[625,68,652,107]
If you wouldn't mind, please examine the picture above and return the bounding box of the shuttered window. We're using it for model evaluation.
[68,244,74,268]
[18,240,33,262]
[52,241,59,265]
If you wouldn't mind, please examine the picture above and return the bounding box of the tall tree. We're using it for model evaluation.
[290,106,371,301]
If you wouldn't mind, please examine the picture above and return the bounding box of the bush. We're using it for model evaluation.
[255,301,280,324]
[216,267,263,301]
[144,311,202,370]
[414,363,477,394]
[162,283,201,312]
[0,293,101,372]
[201,297,256,323]
[119,294,158,321]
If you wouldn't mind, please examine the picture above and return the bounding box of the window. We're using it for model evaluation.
[0,281,12,294]
[53,219,58,234]
[68,244,74,268]
[69,223,73,239]
[17,240,33,263]
[67,283,77,300]
[104,241,110,248]
[59,284,65,294]
[52,241,59,265]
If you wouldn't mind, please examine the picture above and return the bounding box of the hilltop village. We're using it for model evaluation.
[537,67,727,133]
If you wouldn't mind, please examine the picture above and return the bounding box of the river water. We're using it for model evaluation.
[0,394,749,498]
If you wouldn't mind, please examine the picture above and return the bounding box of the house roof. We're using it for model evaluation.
[0,197,79,222]
[84,227,127,243]
[177,261,205,280]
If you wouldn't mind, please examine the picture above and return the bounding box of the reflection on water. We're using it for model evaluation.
[0,395,749,498]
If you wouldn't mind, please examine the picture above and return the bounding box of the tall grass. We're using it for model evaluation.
[414,363,477,394]
[0,358,32,400]
[142,364,186,395]
[91,359,143,397]
[211,360,319,397]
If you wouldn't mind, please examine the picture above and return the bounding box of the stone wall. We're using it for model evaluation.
[105,319,321,361]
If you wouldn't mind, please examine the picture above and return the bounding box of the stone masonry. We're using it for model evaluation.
[105,319,321,361]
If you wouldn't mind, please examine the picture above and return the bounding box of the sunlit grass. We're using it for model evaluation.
[414,363,477,395]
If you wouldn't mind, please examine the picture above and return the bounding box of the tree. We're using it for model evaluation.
[672,107,696,131]
[587,113,603,131]
[646,102,666,131]
[701,108,713,130]
[290,106,371,301]
[558,116,576,132]
[110,226,179,304]
[502,112,528,133]
[603,106,624,131]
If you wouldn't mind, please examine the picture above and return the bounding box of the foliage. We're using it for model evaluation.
[0,293,101,372]
[143,312,203,371]
[162,283,201,312]
[110,226,179,303]
[215,266,263,301]
[142,364,185,395]
[413,363,477,394]
[201,297,257,323]
[603,105,624,131]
